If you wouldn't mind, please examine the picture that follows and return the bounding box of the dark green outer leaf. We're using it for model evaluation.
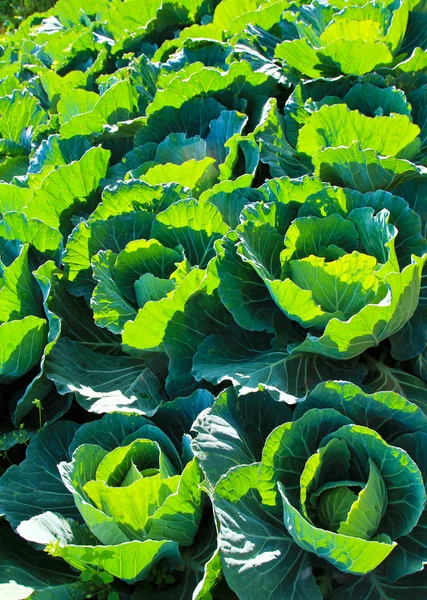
[216,233,278,332]
[152,389,214,451]
[0,421,80,529]
[45,338,164,416]
[213,464,321,600]
[295,381,427,443]
[363,358,427,414]
[328,570,427,600]
[192,387,292,489]
[0,520,91,600]
[385,432,427,581]
[68,412,152,455]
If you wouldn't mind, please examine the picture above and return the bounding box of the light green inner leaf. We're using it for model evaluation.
[289,252,382,318]
[94,439,162,486]
[338,458,388,539]
[300,437,352,522]
[317,485,359,532]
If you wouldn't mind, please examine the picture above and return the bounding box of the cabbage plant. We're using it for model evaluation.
[274,0,411,77]
[190,179,427,402]
[233,200,425,359]
[206,382,427,599]
[0,392,230,598]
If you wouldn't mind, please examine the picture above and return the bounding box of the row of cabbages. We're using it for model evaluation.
[2,381,427,599]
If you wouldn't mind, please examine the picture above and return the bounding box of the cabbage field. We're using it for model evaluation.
[1,0,427,598]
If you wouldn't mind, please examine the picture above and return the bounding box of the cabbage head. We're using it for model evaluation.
[210,382,427,599]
